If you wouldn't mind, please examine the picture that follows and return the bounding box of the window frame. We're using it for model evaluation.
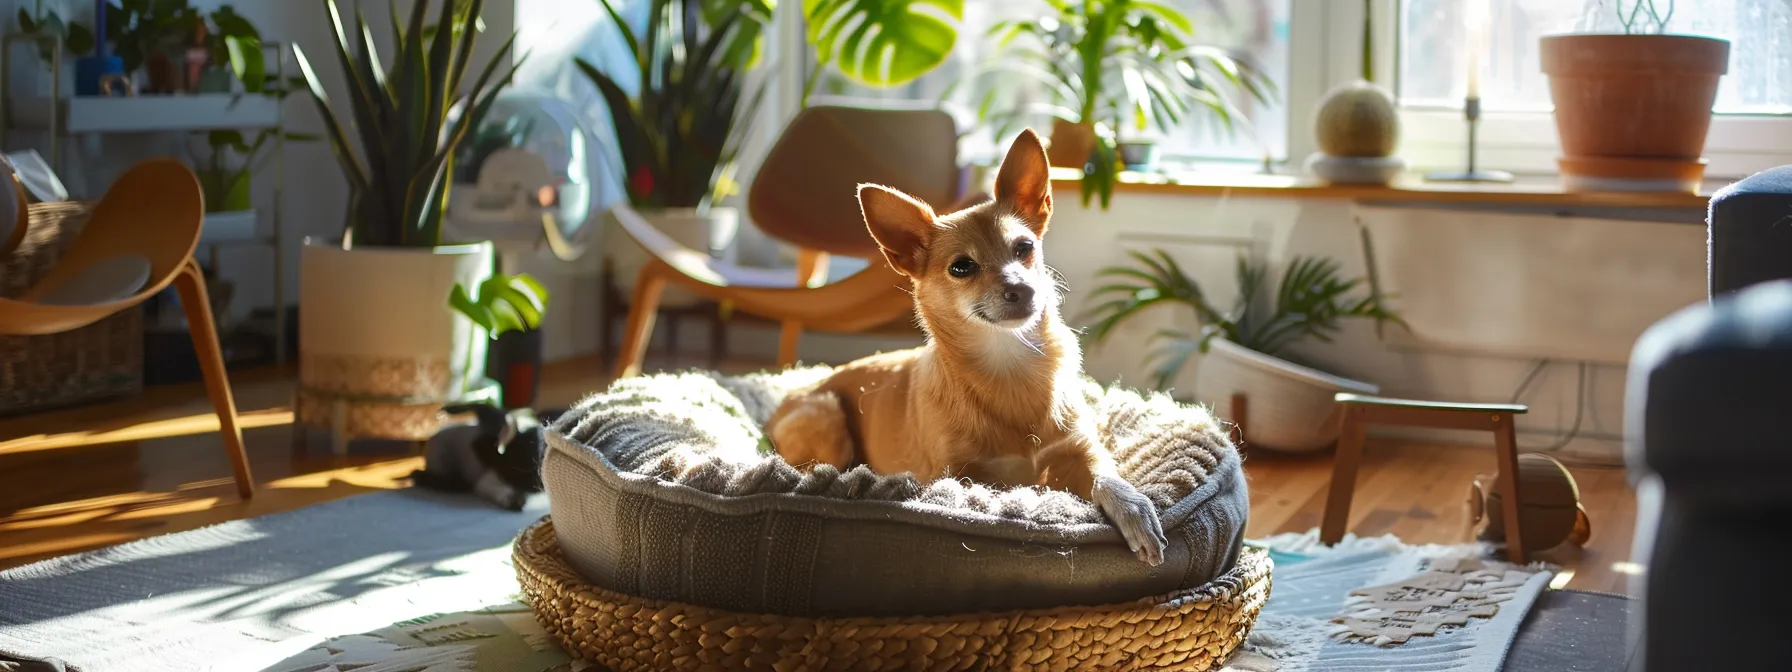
[1377,0,1792,180]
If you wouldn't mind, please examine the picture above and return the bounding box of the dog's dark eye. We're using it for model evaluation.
[1014,239,1035,259]
[948,257,979,278]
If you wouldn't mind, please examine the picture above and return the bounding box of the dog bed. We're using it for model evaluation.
[538,367,1251,617]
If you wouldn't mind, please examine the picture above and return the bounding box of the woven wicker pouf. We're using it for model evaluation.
[514,516,1272,671]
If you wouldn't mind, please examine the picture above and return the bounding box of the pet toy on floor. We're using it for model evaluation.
[411,402,558,510]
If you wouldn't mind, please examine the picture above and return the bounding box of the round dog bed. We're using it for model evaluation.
[538,367,1252,616]
[515,516,1272,670]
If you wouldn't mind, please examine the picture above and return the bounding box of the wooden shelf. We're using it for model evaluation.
[8,93,280,134]
[1048,167,1717,210]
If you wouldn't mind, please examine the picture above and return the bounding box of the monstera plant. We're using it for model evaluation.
[802,0,964,101]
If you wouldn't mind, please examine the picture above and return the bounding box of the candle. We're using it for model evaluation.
[1464,0,1488,100]
[95,0,107,59]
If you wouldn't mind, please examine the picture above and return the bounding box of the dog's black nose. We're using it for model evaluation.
[1002,283,1034,305]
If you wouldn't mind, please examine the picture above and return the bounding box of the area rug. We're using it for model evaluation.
[1220,531,1554,672]
[0,488,1551,672]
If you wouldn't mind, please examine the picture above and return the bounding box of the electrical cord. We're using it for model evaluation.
[1507,358,1606,461]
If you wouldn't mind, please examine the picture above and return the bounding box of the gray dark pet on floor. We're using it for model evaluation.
[410,403,557,511]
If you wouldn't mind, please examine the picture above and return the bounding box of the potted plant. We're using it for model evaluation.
[1541,0,1729,191]
[1082,251,1404,453]
[576,0,765,300]
[450,273,549,409]
[193,5,265,93]
[950,0,1276,209]
[292,0,522,444]
[193,127,317,212]
[15,7,96,65]
[1308,0,1403,185]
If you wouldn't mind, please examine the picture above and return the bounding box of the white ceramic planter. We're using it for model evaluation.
[296,239,497,449]
[1191,338,1380,453]
[604,206,739,307]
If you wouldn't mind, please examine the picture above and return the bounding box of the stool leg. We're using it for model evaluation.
[1492,414,1528,563]
[1320,405,1368,545]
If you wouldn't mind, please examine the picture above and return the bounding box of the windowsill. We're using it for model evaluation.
[1046,166,1719,210]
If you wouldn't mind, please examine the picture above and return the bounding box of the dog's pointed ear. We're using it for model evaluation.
[994,128,1053,235]
[860,183,937,277]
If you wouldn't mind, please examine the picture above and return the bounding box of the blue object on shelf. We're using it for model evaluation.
[74,55,124,96]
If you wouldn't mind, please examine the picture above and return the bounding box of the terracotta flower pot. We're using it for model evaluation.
[1047,118,1096,169]
[1540,34,1729,187]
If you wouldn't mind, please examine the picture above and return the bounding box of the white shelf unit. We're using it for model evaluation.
[0,34,292,364]
[7,93,282,133]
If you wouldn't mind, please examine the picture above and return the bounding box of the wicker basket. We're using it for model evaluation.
[0,202,144,415]
[513,516,1272,671]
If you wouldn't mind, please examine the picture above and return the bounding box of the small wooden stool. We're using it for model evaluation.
[1321,393,1532,563]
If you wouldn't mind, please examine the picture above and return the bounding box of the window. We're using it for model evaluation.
[1399,0,1792,114]
[800,0,1293,165]
[1393,0,1792,176]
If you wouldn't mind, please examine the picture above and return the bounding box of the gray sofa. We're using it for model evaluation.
[1622,167,1792,671]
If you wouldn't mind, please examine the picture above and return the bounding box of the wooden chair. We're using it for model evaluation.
[611,105,969,378]
[0,158,254,500]
[1320,393,1528,562]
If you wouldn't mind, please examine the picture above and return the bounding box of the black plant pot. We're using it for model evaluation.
[488,329,545,409]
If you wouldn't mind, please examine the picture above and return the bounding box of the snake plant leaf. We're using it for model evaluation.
[803,0,963,88]
[292,44,369,194]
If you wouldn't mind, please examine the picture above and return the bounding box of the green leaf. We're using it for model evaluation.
[65,21,94,56]
[448,283,497,332]
[17,9,35,33]
[803,0,963,88]
[224,35,266,92]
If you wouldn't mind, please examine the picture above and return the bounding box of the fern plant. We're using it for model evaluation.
[1082,250,1404,390]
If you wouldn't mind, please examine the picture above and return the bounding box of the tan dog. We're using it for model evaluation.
[765,129,1168,565]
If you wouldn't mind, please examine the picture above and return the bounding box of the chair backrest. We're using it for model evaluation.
[748,105,960,259]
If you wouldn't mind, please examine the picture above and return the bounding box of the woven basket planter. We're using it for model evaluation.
[0,201,143,415]
[514,516,1272,671]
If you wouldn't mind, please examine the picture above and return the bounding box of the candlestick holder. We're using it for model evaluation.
[1425,96,1514,183]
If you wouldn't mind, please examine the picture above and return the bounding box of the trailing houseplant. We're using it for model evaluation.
[193,128,318,212]
[291,0,532,446]
[949,0,1276,209]
[15,7,96,65]
[1082,250,1404,452]
[1542,0,1728,191]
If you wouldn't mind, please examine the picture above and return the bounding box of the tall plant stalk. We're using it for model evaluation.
[294,0,524,249]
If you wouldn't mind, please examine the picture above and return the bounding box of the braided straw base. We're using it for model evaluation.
[513,516,1272,671]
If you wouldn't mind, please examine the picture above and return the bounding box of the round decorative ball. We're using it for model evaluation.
[1467,453,1589,553]
[1314,80,1401,158]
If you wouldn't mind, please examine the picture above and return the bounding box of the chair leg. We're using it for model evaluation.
[174,258,255,500]
[778,321,802,368]
[614,264,667,379]
[1492,414,1528,563]
[1320,405,1368,545]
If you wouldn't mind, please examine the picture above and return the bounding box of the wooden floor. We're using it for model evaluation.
[0,355,1640,595]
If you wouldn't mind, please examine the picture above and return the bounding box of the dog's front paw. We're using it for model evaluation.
[1093,475,1167,566]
